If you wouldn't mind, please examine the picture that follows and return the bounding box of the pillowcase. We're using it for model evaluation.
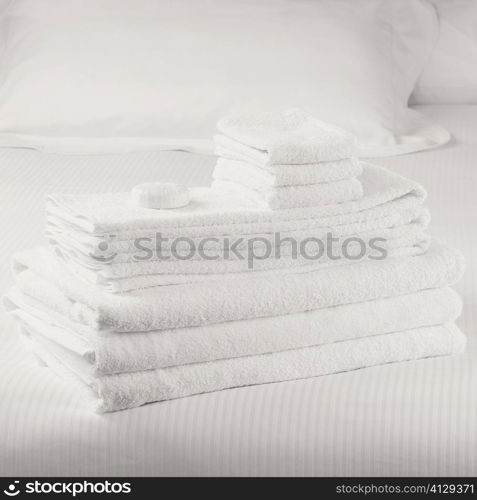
[412,0,477,104]
[0,0,449,157]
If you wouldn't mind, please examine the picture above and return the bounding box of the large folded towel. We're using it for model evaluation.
[211,177,363,209]
[49,217,429,279]
[57,239,429,279]
[22,322,466,412]
[216,109,357,165]
[47,211,430,264]
[46,213,430,270]
[12,242,464,332]
[46,208,429,274]
[213,157,363,186]
[46,164,425,235]
[50,238,430,293]
[5,286,462,375]
[53,243,429,293]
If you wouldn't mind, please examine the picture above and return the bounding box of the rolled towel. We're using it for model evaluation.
[5,286,462,375]
[216,109,357,165]
[12,242,465,332]
[213,157,363,186]
[45,164,425,235]
[22,322,467,412]
[211,177,364,209]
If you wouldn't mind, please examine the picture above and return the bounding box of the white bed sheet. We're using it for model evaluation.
[0,105,476,477]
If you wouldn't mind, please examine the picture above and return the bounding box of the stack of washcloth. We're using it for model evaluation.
[4,110,466,413]
[212,109,363,209]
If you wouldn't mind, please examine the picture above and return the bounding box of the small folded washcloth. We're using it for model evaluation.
[211,177,363,209]
[213,157,363,187]
[12,242,464,332]
[216,109,357,165]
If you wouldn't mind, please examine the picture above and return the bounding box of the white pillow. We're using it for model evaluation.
[0,0,449,157]
[412,0,477,104]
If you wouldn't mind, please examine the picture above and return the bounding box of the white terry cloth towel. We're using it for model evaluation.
[46,204,429,261]
[48,238,431,294]
[213,156,363,186]
[22,323,467,412]
[215,109,357,165]
[11,242,465,332]
[53,242,429,294]
[57,237,429,276]
[47,212,430,266]
[5,286,462,375]
[45,164,425,236]
[210,177,363,210]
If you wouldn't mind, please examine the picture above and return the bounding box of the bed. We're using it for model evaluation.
[0,105,475,477]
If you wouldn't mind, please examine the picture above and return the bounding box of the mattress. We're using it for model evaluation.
[0,105,476,477]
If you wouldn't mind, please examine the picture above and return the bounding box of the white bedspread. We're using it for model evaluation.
[0,105,476,477]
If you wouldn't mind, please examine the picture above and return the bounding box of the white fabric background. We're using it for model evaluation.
[412,0,477,104]
[0,106,476,476]
[0,0,449,157]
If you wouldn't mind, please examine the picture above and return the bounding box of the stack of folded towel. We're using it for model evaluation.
[44,162,431,292]
[212,109,363,209]
[4,110,466,413]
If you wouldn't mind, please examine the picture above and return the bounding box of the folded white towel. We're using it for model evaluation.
[46,205,429,257]
[57,244,428,293]
[213,157,363,186]
[211,177,363,209]
[216,109,357,165]
[50,239,430,294]
[46,164,425,235]
[58,239,428,278]
[48,214,429,265]
[23,323,466,412]
[12,242,464,332]
[5,286,462,375]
